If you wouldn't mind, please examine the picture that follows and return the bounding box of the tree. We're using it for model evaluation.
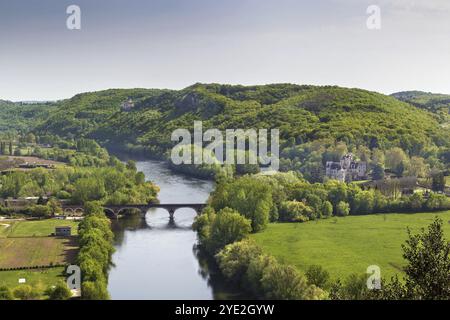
[280,200,314,222]
[211,176,273,232]
[336,201,350,216]
[81,281,109,300]
[72,178,106,204]
[321,201,333,218]
[372,163,385,180]
[24,133,36,144]
[46,281,72,300]
[207,208,252,253]
[126,160,137,171]
[353,191,374,214]
[216,239,263,282]
[431,172,445,192]
[402,218,450,299]
[406,156,428,178]
[385,147,409,176]
[261,263,310,299]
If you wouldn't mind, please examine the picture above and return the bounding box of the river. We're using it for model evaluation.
[107,160,247,300]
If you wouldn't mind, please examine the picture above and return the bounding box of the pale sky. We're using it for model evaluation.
[0,0,449,101]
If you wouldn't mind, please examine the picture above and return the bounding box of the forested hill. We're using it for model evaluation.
[0,100,58,133]
[33,84,449,156]
[391,91,450,124]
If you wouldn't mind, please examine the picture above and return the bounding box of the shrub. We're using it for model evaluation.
[46,281,72,300]
[336,201,350,216]
[306,265,330,289]
[0,286,13,300]
[280,201,314,222]
[13,285,40,300]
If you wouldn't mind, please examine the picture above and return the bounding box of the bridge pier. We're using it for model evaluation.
[168,209,175,221]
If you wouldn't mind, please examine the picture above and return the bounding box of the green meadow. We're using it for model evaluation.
[0,219,79,298]
[0,267,66,288]
[251,211,450,281]
[0,219,79,238]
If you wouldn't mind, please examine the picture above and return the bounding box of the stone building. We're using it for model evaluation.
[326,153,367,183]
[55,226,72,237]
[121,98,134,111]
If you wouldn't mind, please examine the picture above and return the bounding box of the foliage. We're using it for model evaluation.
[77,202,114,300]
[0,285,13,300]
[46,281,72,300]
[216,240,325,300]
[12,284,40,300]
[306,265,330,289]
[0,161,158,206]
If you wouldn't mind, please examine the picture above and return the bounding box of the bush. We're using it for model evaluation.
[336,201,350,216]
[13,285,40,300]
[216,239,263,282]
[81,281,109,300]
[306,265,330,289]
[46,281,72,300]
[261,263,311,299]
[0,286,13,300]
[280,201,314,222]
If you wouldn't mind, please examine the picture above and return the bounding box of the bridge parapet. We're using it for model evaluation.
[61,203,207,219]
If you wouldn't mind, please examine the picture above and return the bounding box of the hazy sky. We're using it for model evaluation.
[0,0,449,101]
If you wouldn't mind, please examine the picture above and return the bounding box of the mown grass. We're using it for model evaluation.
[251,211,450,281]
[0,219,79,298]
[0,237,78,268]
[5,219,79,237]
[0,267,66,289]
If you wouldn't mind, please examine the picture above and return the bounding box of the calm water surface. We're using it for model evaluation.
[107,160,247,300]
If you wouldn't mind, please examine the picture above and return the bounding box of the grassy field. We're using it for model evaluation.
[0,267,66,288]
[0,219,79,297]
[0,237,78,268]
[251,211,450,281]
[0,219,79,238]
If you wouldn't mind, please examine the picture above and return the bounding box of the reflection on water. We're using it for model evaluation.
[107,160,248,300]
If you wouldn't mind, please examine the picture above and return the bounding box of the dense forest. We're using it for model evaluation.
[2,84,449,182]
[0,100,58,133]
[28,84,450,181]
[392,91,450,124]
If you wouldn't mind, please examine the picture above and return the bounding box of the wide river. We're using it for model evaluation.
[107,160,247,299]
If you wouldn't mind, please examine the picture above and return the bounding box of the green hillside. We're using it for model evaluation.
[0,100,58,133]
[35,84,449,154]
[1,84,448,180]
[392,91,450,125]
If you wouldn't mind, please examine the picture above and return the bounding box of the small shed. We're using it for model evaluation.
[55,226,72,236]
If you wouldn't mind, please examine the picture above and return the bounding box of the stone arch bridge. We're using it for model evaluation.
[62,203,207,220]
